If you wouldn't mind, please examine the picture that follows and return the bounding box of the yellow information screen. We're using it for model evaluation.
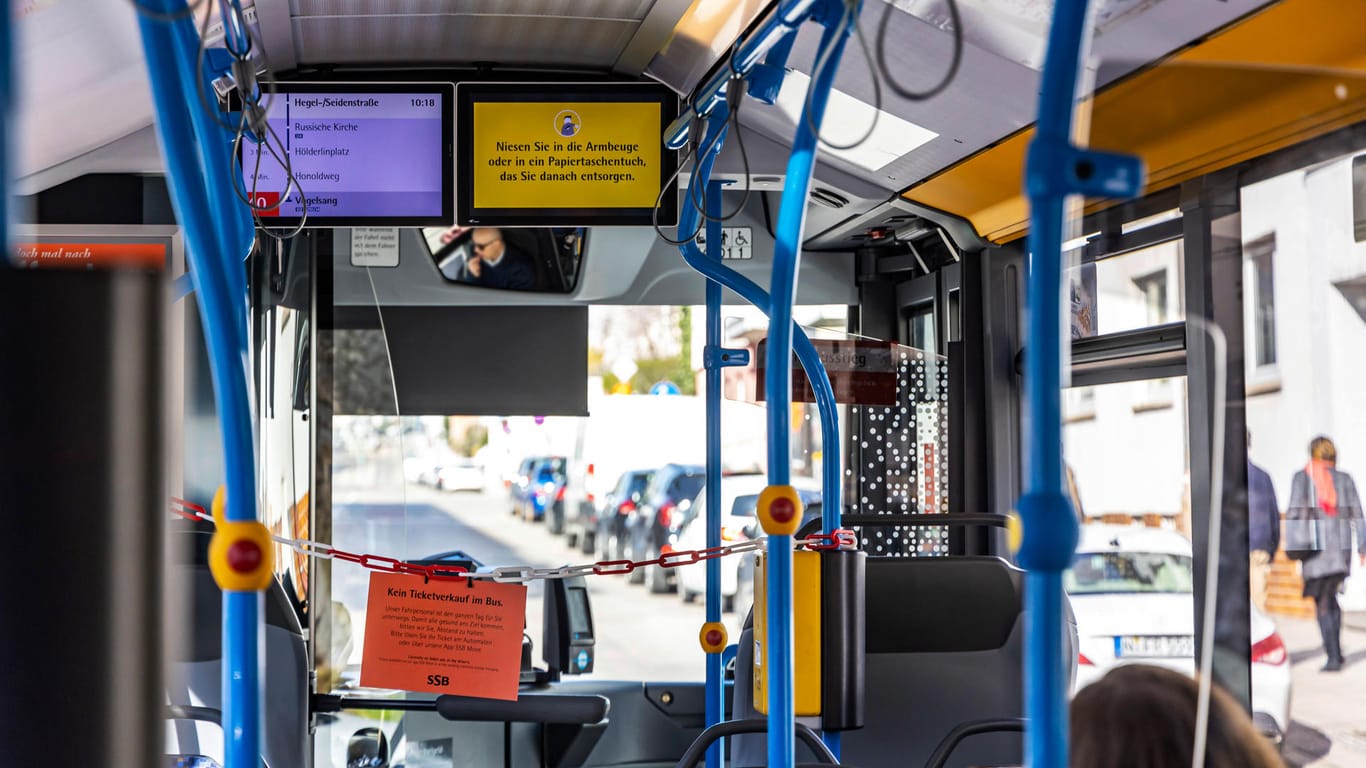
[473,101,661,208]
[458,83,679,226]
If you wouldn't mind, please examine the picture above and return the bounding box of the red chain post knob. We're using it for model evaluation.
[699,622,729,654]
[770,497,796,524]
[226,539,263,573]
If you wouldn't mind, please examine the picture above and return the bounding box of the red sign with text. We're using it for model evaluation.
[360,573,527,701]
[12,242,166,270]
[756,338,898,406]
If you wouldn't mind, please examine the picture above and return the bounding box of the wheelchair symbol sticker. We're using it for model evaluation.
[694,226,753,260]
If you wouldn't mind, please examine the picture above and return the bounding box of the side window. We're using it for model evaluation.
[1353,154,1366,243]
[906,302,936,352]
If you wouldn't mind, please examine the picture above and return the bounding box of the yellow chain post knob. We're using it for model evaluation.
[207,485,275,591]
[757,485,803,536]
[1007,511,1023,554]
[211,484,227,525]
[699,622,728,654]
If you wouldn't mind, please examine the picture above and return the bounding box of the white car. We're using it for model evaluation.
[437,457,485,492]
[673,474,822,612]
[1067,524,1292,744]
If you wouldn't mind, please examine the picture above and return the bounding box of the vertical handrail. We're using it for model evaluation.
[764,8,853,767]
[676,94,843,759]
[136,4,263,768]
[675,237,843,531]
[1019,1,1142,766]
[703,175,726,768]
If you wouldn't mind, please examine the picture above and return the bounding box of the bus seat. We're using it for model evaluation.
[732,555,1077,768]
[166,531,308,768]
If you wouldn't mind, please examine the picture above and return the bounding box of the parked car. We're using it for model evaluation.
[407,448,460,488]
[527,457,567,523]
[591,468,656,559]
[673,474,823,611]
[436,457,484,492]
[559,397,706,551]
[510,456,565,520]
[508,457,539,516]
[1067,524,1292,745]
[559,459,634,544]
[627,464,706,592]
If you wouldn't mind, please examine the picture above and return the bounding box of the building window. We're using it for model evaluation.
[1065,386,1096,423]
[1249,245,1277,367]
[1133,270,1169,326]
[1353,154,1366,243]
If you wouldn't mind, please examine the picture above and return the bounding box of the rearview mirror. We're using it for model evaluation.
[422,226,584,293]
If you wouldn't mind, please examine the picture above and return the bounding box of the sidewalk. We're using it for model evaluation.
[1343,610,1366,632]
[1274,615,1366,767]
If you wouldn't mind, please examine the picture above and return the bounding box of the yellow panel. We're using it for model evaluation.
[471,101,662,209]
[903,0,1366,243]
[753,550,823,717]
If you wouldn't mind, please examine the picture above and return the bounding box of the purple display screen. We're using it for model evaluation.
[240,85,453,226]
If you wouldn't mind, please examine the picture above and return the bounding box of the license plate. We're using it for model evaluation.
[1116,635,1193,658]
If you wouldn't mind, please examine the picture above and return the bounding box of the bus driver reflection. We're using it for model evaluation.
[442,226,536,291]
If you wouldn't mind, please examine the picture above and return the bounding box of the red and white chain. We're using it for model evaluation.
[169,497,857,584]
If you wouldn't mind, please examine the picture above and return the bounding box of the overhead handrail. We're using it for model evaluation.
[136,3,263,768]
[1018,1,1143,766]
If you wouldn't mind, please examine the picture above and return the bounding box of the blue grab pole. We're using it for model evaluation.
[676,98,842,760]
[704,177,725,768]
[679,228,843,532]
[136,4,262,767]
[675,153,842,535]
[764,7,854,768]
[1018,1,1142,767]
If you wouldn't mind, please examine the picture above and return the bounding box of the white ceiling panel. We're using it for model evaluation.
[723,0,1279,197]
[291,0,653,19]
[289,0,656,68]
[294,12,641,67]
[15,0,154,182]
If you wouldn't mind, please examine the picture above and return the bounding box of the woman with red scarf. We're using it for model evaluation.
[1290,436,1366,672]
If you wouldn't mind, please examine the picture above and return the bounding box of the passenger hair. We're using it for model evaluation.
[1070,665,1283,768]
[1310,435,1337,462]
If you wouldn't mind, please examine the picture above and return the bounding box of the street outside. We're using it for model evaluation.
[316,469,737,766]
[321,468,1366,767]
[329,468,743,681]
[1277,614,1366,767]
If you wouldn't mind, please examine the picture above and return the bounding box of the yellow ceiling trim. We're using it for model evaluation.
[903,0,1366,244]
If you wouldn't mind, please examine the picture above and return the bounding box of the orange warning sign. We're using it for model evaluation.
[360,573,527,701]
[12,242,166,270]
